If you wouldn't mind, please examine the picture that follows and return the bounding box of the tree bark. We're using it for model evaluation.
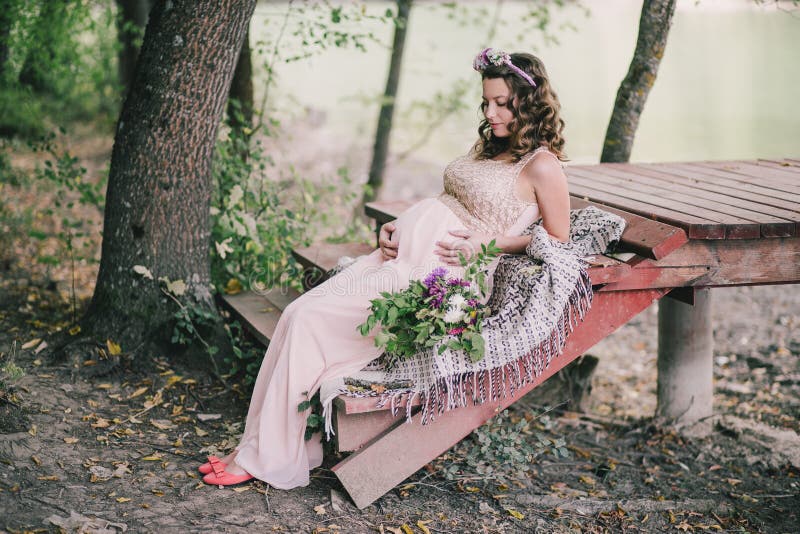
[227,27,254,129]
[362,0,411,204]
[115,0,152,98]
[600,0,676,163]
[81,0,256,352]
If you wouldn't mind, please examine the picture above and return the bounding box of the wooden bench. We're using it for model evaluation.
[221,157,800,508]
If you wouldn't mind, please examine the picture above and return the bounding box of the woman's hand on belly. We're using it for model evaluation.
[379,222,398,260]
[434,229,494,266]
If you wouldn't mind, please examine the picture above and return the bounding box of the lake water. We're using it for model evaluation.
[251,0,799,195]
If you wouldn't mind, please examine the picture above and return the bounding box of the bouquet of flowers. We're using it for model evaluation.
[358,241,502,369]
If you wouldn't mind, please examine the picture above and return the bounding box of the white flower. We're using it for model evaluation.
[443,307,465,324]
[447,294,467,309]
[215,237,234,259]
[227,185,244,209]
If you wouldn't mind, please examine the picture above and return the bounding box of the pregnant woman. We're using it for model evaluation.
[200,49,571,487]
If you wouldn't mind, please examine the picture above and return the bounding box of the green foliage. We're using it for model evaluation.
[29,130,105,267]
[442,409,569,482]
[297,390,324,441]
[0,343,25,384]
[170,302,217,349]
[359,241,502,367]
[1,0,121,136]
[210,125,308,294]
[0,86,46,138]
[277,2,392,62]
[219,321,263,387]
[210,112,370,295]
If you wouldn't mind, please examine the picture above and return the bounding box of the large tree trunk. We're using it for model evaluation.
[600,0,676,163]
[227,28,253,129]
[362,0,412,205]
[80,0,256,355]
[116,0,152,97]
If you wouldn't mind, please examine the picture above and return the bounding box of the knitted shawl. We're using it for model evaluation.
[320,206,626,437]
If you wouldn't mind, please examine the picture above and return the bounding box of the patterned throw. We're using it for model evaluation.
[320,206,626,437]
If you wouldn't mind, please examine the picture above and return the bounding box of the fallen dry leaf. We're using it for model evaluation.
[63,437,79,444]
[150,419,175,430]
[21,338,42,350]
[129,387,148,399]
[91,418,111,429]
[224,278,242,295]
[507,509,524,520]
[165,375,182,388]
[106,339,122,355]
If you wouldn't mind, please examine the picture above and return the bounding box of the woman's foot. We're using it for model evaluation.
[198,455,225,475]
[202,456,253,486]
[197,450,239,474]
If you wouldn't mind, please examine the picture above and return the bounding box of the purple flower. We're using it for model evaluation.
[423,267,448,289]
[447,327,466,336]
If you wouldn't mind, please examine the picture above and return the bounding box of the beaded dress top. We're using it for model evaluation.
[437,146,555,235]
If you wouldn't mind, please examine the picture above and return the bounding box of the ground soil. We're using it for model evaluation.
[1,129,798,533]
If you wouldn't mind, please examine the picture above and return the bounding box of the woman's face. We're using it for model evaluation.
[482,77,514,139]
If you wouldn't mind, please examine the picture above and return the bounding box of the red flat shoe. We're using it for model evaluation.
[198,455,226,475]
[202,469,254,487]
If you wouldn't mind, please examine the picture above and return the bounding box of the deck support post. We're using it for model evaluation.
[656,288,713,425]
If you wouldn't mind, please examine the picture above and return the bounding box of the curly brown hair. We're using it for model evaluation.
[473,53,567,162]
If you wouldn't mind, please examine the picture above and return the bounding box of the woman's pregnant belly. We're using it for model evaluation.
[387,197,470,281]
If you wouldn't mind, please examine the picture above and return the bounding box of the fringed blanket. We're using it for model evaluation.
[320,206,626,437]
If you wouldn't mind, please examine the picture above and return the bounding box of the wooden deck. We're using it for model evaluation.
[567,158,800,239]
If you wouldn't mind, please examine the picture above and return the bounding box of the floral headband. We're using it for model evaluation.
[472,48,536,88]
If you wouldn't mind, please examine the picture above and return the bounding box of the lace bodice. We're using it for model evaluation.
[437,146,554,235]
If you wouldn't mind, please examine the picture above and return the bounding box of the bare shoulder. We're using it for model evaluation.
[519,152,567,193]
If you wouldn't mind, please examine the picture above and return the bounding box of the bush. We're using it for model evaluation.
[0,87,46,139]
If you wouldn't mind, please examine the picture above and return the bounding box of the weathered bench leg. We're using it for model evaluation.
[657,288,713,425]
[333,288,670,509]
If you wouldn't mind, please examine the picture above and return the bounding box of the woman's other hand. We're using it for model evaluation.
[378,222,398,260]
[434,229,494,266]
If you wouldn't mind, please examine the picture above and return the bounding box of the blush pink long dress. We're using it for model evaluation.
[232,148,552,489]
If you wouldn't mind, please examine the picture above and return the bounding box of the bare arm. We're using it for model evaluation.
[488,155,569,254]
[514,154,570,245]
